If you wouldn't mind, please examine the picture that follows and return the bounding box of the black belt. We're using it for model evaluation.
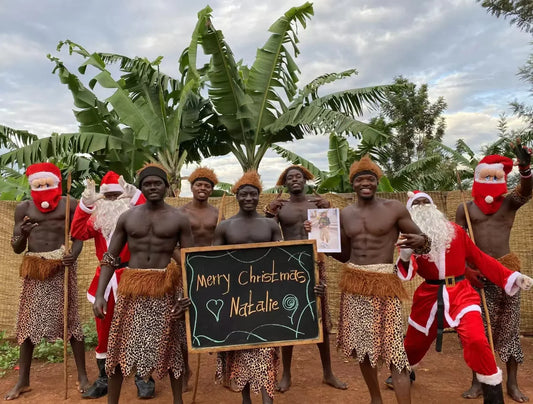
[425,275,465,352]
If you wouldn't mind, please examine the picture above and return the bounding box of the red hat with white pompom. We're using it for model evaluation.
[99,171,124,194]
[406,190,434,210]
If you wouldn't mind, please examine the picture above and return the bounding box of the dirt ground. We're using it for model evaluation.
[1,334,532,403]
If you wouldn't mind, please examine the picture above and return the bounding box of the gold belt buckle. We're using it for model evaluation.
[445,276,456,287]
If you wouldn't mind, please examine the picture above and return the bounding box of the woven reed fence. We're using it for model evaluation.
[1,191,532,338]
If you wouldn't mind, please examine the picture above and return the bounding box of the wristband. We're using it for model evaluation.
[413,233,432,255]
[263,205,278,218]
[519,168,532,178]
[100,252,121,268]
[10,234,25,246]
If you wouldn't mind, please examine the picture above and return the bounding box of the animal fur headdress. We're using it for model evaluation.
[349,155,383,183]
[231,170,263,194]
[188,166,218,186]
[136,163,169,187]
[276,165,314,186]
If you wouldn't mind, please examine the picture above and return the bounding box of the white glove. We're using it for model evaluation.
[399,248,413,262]
[81,179,103,207]
[118,175,139,199]
[515,274,533,291]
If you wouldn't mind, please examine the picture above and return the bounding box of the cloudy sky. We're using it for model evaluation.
[1,0,531,195]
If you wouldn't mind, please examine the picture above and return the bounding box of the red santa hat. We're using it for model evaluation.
[25,162,61,185]
[406,190,434,210]
[99,171,124,194]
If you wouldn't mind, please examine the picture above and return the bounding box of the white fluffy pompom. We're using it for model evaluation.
[485,195,494,204]
[41,201,50,209]
[407,191,415,198]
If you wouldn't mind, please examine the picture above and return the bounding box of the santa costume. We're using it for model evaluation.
[70,171,144,398]
[396,191,528,403]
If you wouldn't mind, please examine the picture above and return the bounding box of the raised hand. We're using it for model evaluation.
[309,190,331,209]
[118,175,139,199]
[511,138,532,170]
[81,178,103,207]
[264,190,287,217]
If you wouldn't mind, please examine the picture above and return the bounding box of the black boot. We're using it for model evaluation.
[82,358,108,399]
[135,374,155,399]
[481,383,504,404]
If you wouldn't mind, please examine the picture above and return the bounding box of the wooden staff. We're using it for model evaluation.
[63,172,72,399]
[191,193,226,404]
[456,171,495,357]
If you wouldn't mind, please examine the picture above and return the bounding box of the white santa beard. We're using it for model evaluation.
[410,204,455,262]
[93,198,130,240]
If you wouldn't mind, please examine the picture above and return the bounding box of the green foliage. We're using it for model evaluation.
[478,0,533,33]
[0,323,98,377]
[188,3,390,172]
[0,332,19,377]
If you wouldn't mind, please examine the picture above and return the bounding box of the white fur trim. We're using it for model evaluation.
[110,272,119,303]
[505,271,522,296]
[476,368,502,385]
[485,195,494,204]
[27,171,60,184]
[100,183,123,194]
[87,291,95,304]
[129,189,142,206]
[396,257,415,281]
[406,192,433,210]
[79,199,95,214]
[95,352,107,359]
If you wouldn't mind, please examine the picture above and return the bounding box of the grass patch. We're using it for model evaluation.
[0,322,98,377]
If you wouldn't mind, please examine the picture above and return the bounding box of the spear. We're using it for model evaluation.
[456,171,495,357]
[191,193,226,403]
[63,171,72,399]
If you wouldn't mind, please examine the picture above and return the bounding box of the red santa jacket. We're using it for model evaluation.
[396,223,520,335]
[71,191,145,303]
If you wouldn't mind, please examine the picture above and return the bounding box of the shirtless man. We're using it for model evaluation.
[93,164,194,404]
[333,155,428,404]
[177,166,221,389]
[5,162,89,400]
[456,142,532,403]
[264,165,346,392]
[213,170,282,404]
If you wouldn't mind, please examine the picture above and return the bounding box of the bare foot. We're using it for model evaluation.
[276,375,291,393]
[4,385,31,401]
[323,374,348,390]
[76,378,91,394]
[462,383,482,399]
[507,384,529,403]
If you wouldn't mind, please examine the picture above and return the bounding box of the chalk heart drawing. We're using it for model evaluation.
[206,299,224,322]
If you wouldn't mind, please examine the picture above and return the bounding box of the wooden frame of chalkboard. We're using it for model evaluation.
[181,239,323,353]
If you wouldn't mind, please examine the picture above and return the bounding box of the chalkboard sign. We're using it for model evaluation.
[181,240,323,353]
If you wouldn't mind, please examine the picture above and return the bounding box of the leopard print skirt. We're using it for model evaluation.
[337,263,410,373]
[317,253,332,332]
[478,253,523,364]
[106,273,185,380]
[16,248,84,345]
[216,347,279,398]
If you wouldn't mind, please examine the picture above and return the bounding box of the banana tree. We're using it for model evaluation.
[188,3,390,172]
[1,40,221,196]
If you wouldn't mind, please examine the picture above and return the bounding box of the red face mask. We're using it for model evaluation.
[31,187,62,213]
[471,163,508,215]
